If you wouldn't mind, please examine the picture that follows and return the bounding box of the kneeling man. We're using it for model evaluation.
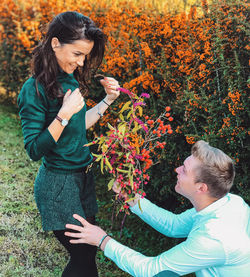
[65,140,250,277]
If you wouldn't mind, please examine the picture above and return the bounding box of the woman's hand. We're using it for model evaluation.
[65,214,107,247]
[100,77,120,103]
[59,88,85,119]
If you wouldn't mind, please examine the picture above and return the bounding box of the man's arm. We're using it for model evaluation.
[104,233,226,277]
[129,197,196,238]
[112,184,195,238]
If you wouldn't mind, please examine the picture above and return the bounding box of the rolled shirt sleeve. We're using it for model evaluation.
[130,198,196,238]
[18,78,57,161]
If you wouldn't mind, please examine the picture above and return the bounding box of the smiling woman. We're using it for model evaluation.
[31,11,107,100]
[17,11,120,277]
[51,38,94,74]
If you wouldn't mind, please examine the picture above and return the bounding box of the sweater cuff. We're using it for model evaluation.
[35,128,57,154]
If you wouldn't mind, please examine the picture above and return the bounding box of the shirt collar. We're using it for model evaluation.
[193,193,230,219]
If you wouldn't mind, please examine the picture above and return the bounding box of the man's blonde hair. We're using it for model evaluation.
[191,140,235,198]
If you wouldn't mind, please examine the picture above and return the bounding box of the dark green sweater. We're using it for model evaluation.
[18,72,92,171]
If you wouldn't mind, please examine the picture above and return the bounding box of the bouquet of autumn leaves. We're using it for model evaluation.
[86,87,173,214]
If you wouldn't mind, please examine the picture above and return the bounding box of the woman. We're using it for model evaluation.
[18,11,120,276]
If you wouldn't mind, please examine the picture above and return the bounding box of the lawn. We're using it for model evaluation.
[0,103,190,276]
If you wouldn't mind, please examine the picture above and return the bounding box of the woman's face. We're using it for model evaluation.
[51,38,94,74]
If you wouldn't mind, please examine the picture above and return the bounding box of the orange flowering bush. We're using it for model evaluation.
[0,0,249,207]
[86,87,173,213]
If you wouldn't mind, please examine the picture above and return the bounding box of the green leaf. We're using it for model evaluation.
[125,196,137,203]
[107,123,115,130]
[136,106,143,117]
[101,158,104,174]
[92,153,102,162]
[118,124,126,136]
[128,163,134,187]
[84,142,94,147]
[138,199,143,213]
[116,168,129,173]
[120,101,131,114]
[99,136,106,144]
[107,178,115,191]
[127,110,133,119]
[102,144,108,153]
[105,157,113,171]
[119,113,125,121]
[129,174,134,190]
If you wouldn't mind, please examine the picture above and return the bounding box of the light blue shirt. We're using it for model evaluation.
[104,193,250,276]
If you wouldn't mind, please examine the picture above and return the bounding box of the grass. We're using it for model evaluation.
[0,102,194,276]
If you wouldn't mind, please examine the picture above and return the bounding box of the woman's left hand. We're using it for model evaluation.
[100,77,120,102]
[65,214,107,247]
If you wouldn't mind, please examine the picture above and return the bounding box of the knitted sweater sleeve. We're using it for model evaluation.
[17,78,57,161]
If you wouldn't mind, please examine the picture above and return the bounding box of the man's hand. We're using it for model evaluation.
[65,214,109,250]
[113,181,140,207]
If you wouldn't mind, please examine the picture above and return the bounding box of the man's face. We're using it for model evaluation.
[175,155,202,200]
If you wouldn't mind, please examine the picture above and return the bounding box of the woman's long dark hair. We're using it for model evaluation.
[32,11,106,99]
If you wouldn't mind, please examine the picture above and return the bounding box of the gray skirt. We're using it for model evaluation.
[34,164,98,231]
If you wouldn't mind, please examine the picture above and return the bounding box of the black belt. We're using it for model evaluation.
[43,162,93,174]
